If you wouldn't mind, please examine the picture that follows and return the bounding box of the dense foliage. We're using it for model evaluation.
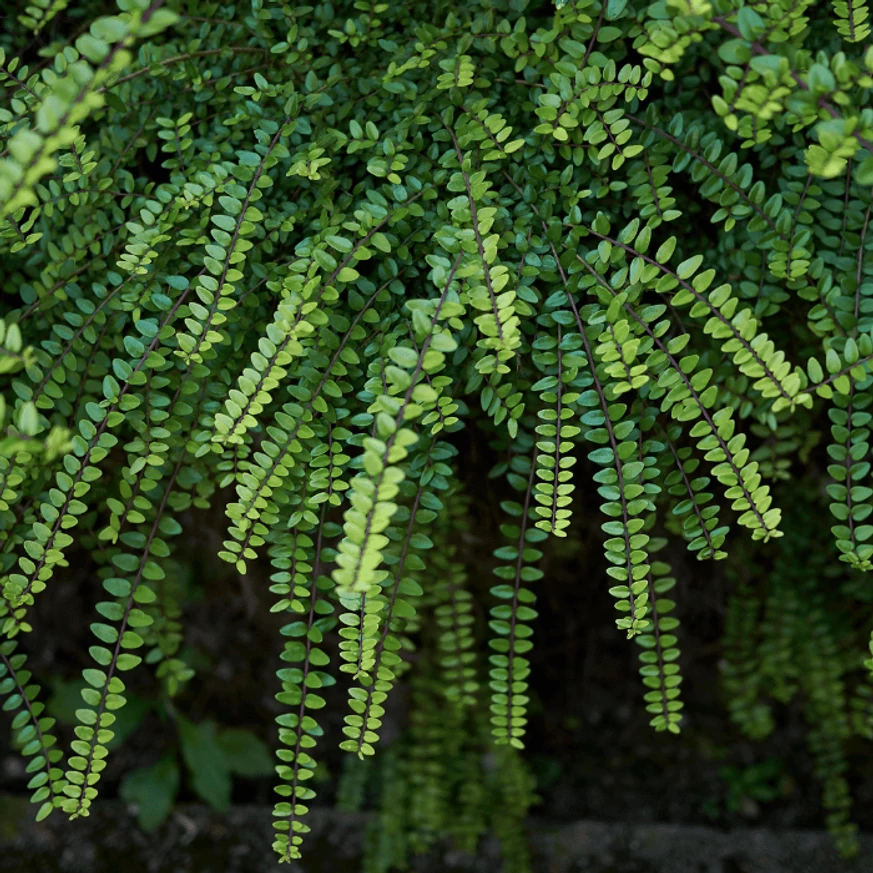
[2,0,873,866]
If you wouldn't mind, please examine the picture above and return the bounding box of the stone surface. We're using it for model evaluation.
[0,799,870,872]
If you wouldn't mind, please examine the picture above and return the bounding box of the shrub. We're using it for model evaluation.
[1,0,873,866]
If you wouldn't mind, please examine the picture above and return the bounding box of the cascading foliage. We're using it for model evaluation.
[2,0,873,864]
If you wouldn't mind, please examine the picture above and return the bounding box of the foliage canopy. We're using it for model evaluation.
[2,0,873,866]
